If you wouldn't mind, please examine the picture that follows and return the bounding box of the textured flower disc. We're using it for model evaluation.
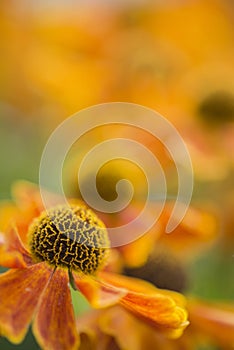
[28,205,110,274]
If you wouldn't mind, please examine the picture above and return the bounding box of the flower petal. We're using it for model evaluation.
[33,268,80,350]
[74,273,127,308]
[99,271,163,294]
[0,202,19,231]
[99,306,176,350]
[100,202,162,267]
[0,262,51,343]
[99,306,144,350]
[11,181,68,245]
[12,180,64,213]
[159,204,217,256]
[0,226,32,268]
[189,300,234,347]
[100,272,189,338]
[12,181,44,211]
[76,310,109,350]
[120,290,188,338]
[119,227,161,268]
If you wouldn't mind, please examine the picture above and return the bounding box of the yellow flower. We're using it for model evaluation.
[0,181,189,350]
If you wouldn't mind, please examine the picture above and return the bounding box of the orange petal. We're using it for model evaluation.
[189,300,234,347]
[99,306,142,350]
[0,227,32,268]
[74,273,127,308]
[0,262,51,343]
[100,202,162,268]
[11,181,68,245]
[0,202,19,231]
[99,306,177,350]
[119,225,161,268]
[10,181,45,245]
[12,181,44,211]
[76,310,105,350]
[121,290,188,338]
[99,271,163,295]
[100,272,189,338]
[159,204,217,256]
[33,268,80,350]
[12,180,64,212]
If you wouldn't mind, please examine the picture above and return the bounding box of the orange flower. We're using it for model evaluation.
[0,182,188,350]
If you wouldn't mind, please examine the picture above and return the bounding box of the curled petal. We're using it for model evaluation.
[0,262,51,343]
[33,268,80,350]
[74,273,127,308]
[121,290,188,338]
[0,227,32,268]
[100,272,189,338]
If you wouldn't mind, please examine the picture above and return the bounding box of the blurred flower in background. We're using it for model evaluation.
[0,0,234,349]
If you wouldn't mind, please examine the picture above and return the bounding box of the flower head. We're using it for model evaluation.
[28,204,110,274]
[0,181,189,350]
